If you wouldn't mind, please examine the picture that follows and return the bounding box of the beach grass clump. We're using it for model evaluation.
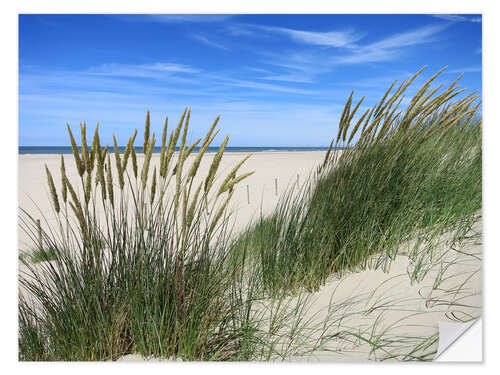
[233,67,482,294]
[18,109,258,361]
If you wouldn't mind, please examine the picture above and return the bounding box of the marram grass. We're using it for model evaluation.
[19,108,256,361]
[231,67,481,295]
[19,66,482,361]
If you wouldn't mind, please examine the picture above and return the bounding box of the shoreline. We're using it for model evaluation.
[18,150,329,251]
[18,150,332,157]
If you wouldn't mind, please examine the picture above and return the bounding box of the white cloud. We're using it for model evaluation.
[448,66,482,74]
[243,22,450,71]
[363,23,448,51]
[86,62,200,78]
[226,23,363,48]
[117,14,234,24]
[146,63,200,73]
[191,34,227,50]
[334,23,450,65]
[259,25,363,48]
[257,74,315,83]
[220,78,318,95]
[244,66,272,74]
[225,24,262,37]
[335,48,400,65]
[432,14,482,23]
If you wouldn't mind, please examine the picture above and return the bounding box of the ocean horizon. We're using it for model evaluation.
[19,146,337,155]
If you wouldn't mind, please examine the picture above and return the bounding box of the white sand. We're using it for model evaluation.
[18,151,325,251]
[17,151,482,361]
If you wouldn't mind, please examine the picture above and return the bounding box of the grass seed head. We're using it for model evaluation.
[80,122,89,172]
[60,155,67,204]
[66,123,85,176]
[113,134,125,190]
[205,135,229,193]
[45,165,60,214]
[106,154,114,207]
[144,110,150,154]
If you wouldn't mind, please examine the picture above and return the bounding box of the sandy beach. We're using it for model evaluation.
[18,151,326,251]
[18,150,482,361]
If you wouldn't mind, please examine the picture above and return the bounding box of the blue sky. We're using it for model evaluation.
[19,14,482,146]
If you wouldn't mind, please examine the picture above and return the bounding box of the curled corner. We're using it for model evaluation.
[435,317,482,362]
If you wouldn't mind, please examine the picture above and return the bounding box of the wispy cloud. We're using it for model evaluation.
[225,24,261,37]
[363,23,448,51]
[218,77,319,95]
[448,66,482,74]
[116,14,234,24]
[86,62,200,78]
[227,23,363,48]
[335,23,450,65]
[432,14,482,23]
[336,72,413,88]
[241,22,450,72]
[257,74,316,84]
[335,48,399,65]
[258,25,363,48]
[191,34,227,50]
[244,66,272,74]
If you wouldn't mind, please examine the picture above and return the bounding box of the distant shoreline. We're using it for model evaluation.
[19,146,339,155]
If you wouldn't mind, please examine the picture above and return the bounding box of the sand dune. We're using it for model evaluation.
[17,151,482,361]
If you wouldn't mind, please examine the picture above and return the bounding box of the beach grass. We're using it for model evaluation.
[18,109,261,360]
[18,67,482,361]
[232,67,481,295]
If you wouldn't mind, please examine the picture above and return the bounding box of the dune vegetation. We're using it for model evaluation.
[234,66,481,295]
[18,67,482,361]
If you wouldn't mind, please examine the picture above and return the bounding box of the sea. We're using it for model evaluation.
[19,146,334,155]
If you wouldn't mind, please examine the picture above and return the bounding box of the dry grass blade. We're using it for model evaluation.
[336,91,354,143]
[150,167,157,206]
[163,107,188,177]
[63,174,88,237]
[106,154,114,207]
[188,128,220,180]
[113,135,125,190]
[217,154,252,196]
[141,134,156,190]
[84,173,92,205]
[342,96,366,142]
[60,155,67,204]
[322,140,334,167]
[205,135,229,193]
[80,122,89,173]
[143,110,150,154]
[348,108,371,145]
[160,117,168,174]
[219,171,255,196]
[89,124,99,173]
[45,165,60,214]
[66,123,85,176]
[187,182,203,228]
[131,145,138,179]
[123,129,137,171]
[203,115,220,148]
[184,138,202,160]
[210,190,234,232]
